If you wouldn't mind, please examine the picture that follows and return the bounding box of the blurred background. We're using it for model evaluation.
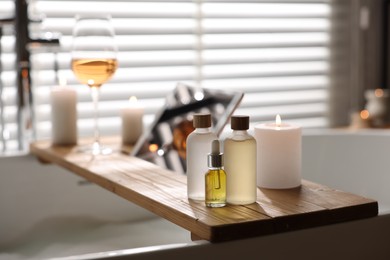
[0,0,388,154]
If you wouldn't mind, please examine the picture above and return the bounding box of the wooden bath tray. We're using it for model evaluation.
[30,138,378,243]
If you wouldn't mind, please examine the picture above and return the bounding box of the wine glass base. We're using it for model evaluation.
[77,141,112,155]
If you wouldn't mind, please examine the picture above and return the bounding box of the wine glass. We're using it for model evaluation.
[71,15,118,155]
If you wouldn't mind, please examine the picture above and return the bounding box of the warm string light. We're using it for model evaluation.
[149,144,158,153]
[374,88,384,98]
[360,109,370,120]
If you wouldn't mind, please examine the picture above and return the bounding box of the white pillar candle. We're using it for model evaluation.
[50,86,78,145]
[121,96,144,145]
[254,115,301,189]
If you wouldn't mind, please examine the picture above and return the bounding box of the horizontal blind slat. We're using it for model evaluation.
[30,47,331,70]
[235,103,327,121]
[35,0,329,3]
[240,89,328,107]
[34,89,328,123]
[35,114,156,140]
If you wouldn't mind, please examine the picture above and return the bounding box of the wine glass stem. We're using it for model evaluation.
[91,86,100,147]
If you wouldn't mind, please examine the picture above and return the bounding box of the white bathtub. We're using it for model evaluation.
[0,155,194,260]
[1,129,390,260]
[302,129,390,215]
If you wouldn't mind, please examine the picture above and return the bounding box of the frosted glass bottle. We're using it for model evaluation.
[224,115,257,205]
[186,113,217,201]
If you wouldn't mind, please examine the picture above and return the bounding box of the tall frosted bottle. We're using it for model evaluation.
[224,115,257,205]
[186,113,217,200]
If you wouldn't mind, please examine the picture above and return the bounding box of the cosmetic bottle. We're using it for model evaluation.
[224,115,257,205]
[186,113,217,200]
[205,139,227,207]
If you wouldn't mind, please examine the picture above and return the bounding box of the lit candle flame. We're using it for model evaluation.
[276,114,282,127]
[129,96,137,103]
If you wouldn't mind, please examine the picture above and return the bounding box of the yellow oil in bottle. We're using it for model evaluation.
[205,168,227,207]
[205,139,226,208]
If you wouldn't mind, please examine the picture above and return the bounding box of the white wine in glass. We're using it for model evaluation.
[71,15,118,155]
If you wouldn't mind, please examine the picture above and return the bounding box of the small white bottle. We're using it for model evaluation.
[224,115,257,205]
[186,113,217,201]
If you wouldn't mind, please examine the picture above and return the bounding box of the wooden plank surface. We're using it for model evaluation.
[29,138,378,243]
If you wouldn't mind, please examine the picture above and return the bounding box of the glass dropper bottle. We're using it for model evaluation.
[205,139,227,208]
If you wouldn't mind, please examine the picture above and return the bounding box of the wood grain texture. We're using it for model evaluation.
[30,139,378,243]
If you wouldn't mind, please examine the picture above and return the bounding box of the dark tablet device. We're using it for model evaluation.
[131,82,244,174]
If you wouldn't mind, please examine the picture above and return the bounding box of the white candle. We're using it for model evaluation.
[50,85,78,145]
[121,96,144,145]
[254,115,301,189]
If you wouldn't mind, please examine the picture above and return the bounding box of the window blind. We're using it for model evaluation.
[0,0,17,154]
[0,0,338,153]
